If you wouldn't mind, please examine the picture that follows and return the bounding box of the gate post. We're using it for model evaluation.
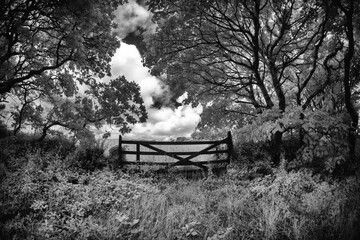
[118,135,123,168]
[136,143,140,170]
[227,131,234,163]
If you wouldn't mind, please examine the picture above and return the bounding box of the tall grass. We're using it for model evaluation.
[1,140,359,239]
[116,170,360,240]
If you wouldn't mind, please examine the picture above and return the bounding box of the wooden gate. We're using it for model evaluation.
[118,131,233,173]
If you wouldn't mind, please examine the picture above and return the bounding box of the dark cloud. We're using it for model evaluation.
[113,0,156,39]
[121,26,147,56]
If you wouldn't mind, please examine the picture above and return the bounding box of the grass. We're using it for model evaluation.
[1,147,360,239]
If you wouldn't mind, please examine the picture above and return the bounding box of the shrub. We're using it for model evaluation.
[236,108,352,174]
[233,141,272,167]
[72,147,106,172]
[0,134,34,163]
[295,110,350,173]
[32,135,76,159]
[230,137,273,180]
[106,145,128,170]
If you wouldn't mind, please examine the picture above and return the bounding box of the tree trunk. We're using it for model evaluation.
[338,0,359,162]
[299,112,305,146]
[268,61,286,166]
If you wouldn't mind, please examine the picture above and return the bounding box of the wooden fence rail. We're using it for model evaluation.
[118,131,234,173]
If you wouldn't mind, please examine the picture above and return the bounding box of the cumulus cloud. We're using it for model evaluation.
[109,43,167,107]
[126,104,203,140]
[103,42,202,140]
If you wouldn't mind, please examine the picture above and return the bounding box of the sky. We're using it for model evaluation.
[99,1,203,140]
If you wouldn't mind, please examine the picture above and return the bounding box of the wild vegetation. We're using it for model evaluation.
[1,125,360,240]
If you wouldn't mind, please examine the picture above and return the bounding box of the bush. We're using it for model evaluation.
[105,145,130,171]
[0,134,34,164]
[0,134,75,171]
[32,136,76,159]
[234,141,270,164]
[72,147,106,172]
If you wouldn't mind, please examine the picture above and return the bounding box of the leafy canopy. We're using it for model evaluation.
[0,0,147,139]
[134,0,360,166]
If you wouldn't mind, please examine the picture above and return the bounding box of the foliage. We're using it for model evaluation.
[135,0,360,165]
[192,96,255,138]
[235,107,351,173]
[1,0,122,93]
[141,0,351,113]
[0,0,147,140]
[191,127,228,140]
[296,111,349,172]
[1,143,359,240]
[231,141,272,175]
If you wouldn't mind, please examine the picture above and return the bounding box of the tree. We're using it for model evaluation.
[333,0,359,161]
[142,0,340,164]
[1,0,147,139]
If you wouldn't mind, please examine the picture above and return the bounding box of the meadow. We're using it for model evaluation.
[1,133,360,240]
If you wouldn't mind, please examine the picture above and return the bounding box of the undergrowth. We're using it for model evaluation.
[1,148,359,240]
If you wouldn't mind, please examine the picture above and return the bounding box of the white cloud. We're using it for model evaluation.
[104,43,203,140]
[125,104,203,140]
[176,92,188,103]
[109,43,166,107]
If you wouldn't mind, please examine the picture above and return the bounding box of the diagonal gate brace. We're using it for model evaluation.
[141,141,225,172]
